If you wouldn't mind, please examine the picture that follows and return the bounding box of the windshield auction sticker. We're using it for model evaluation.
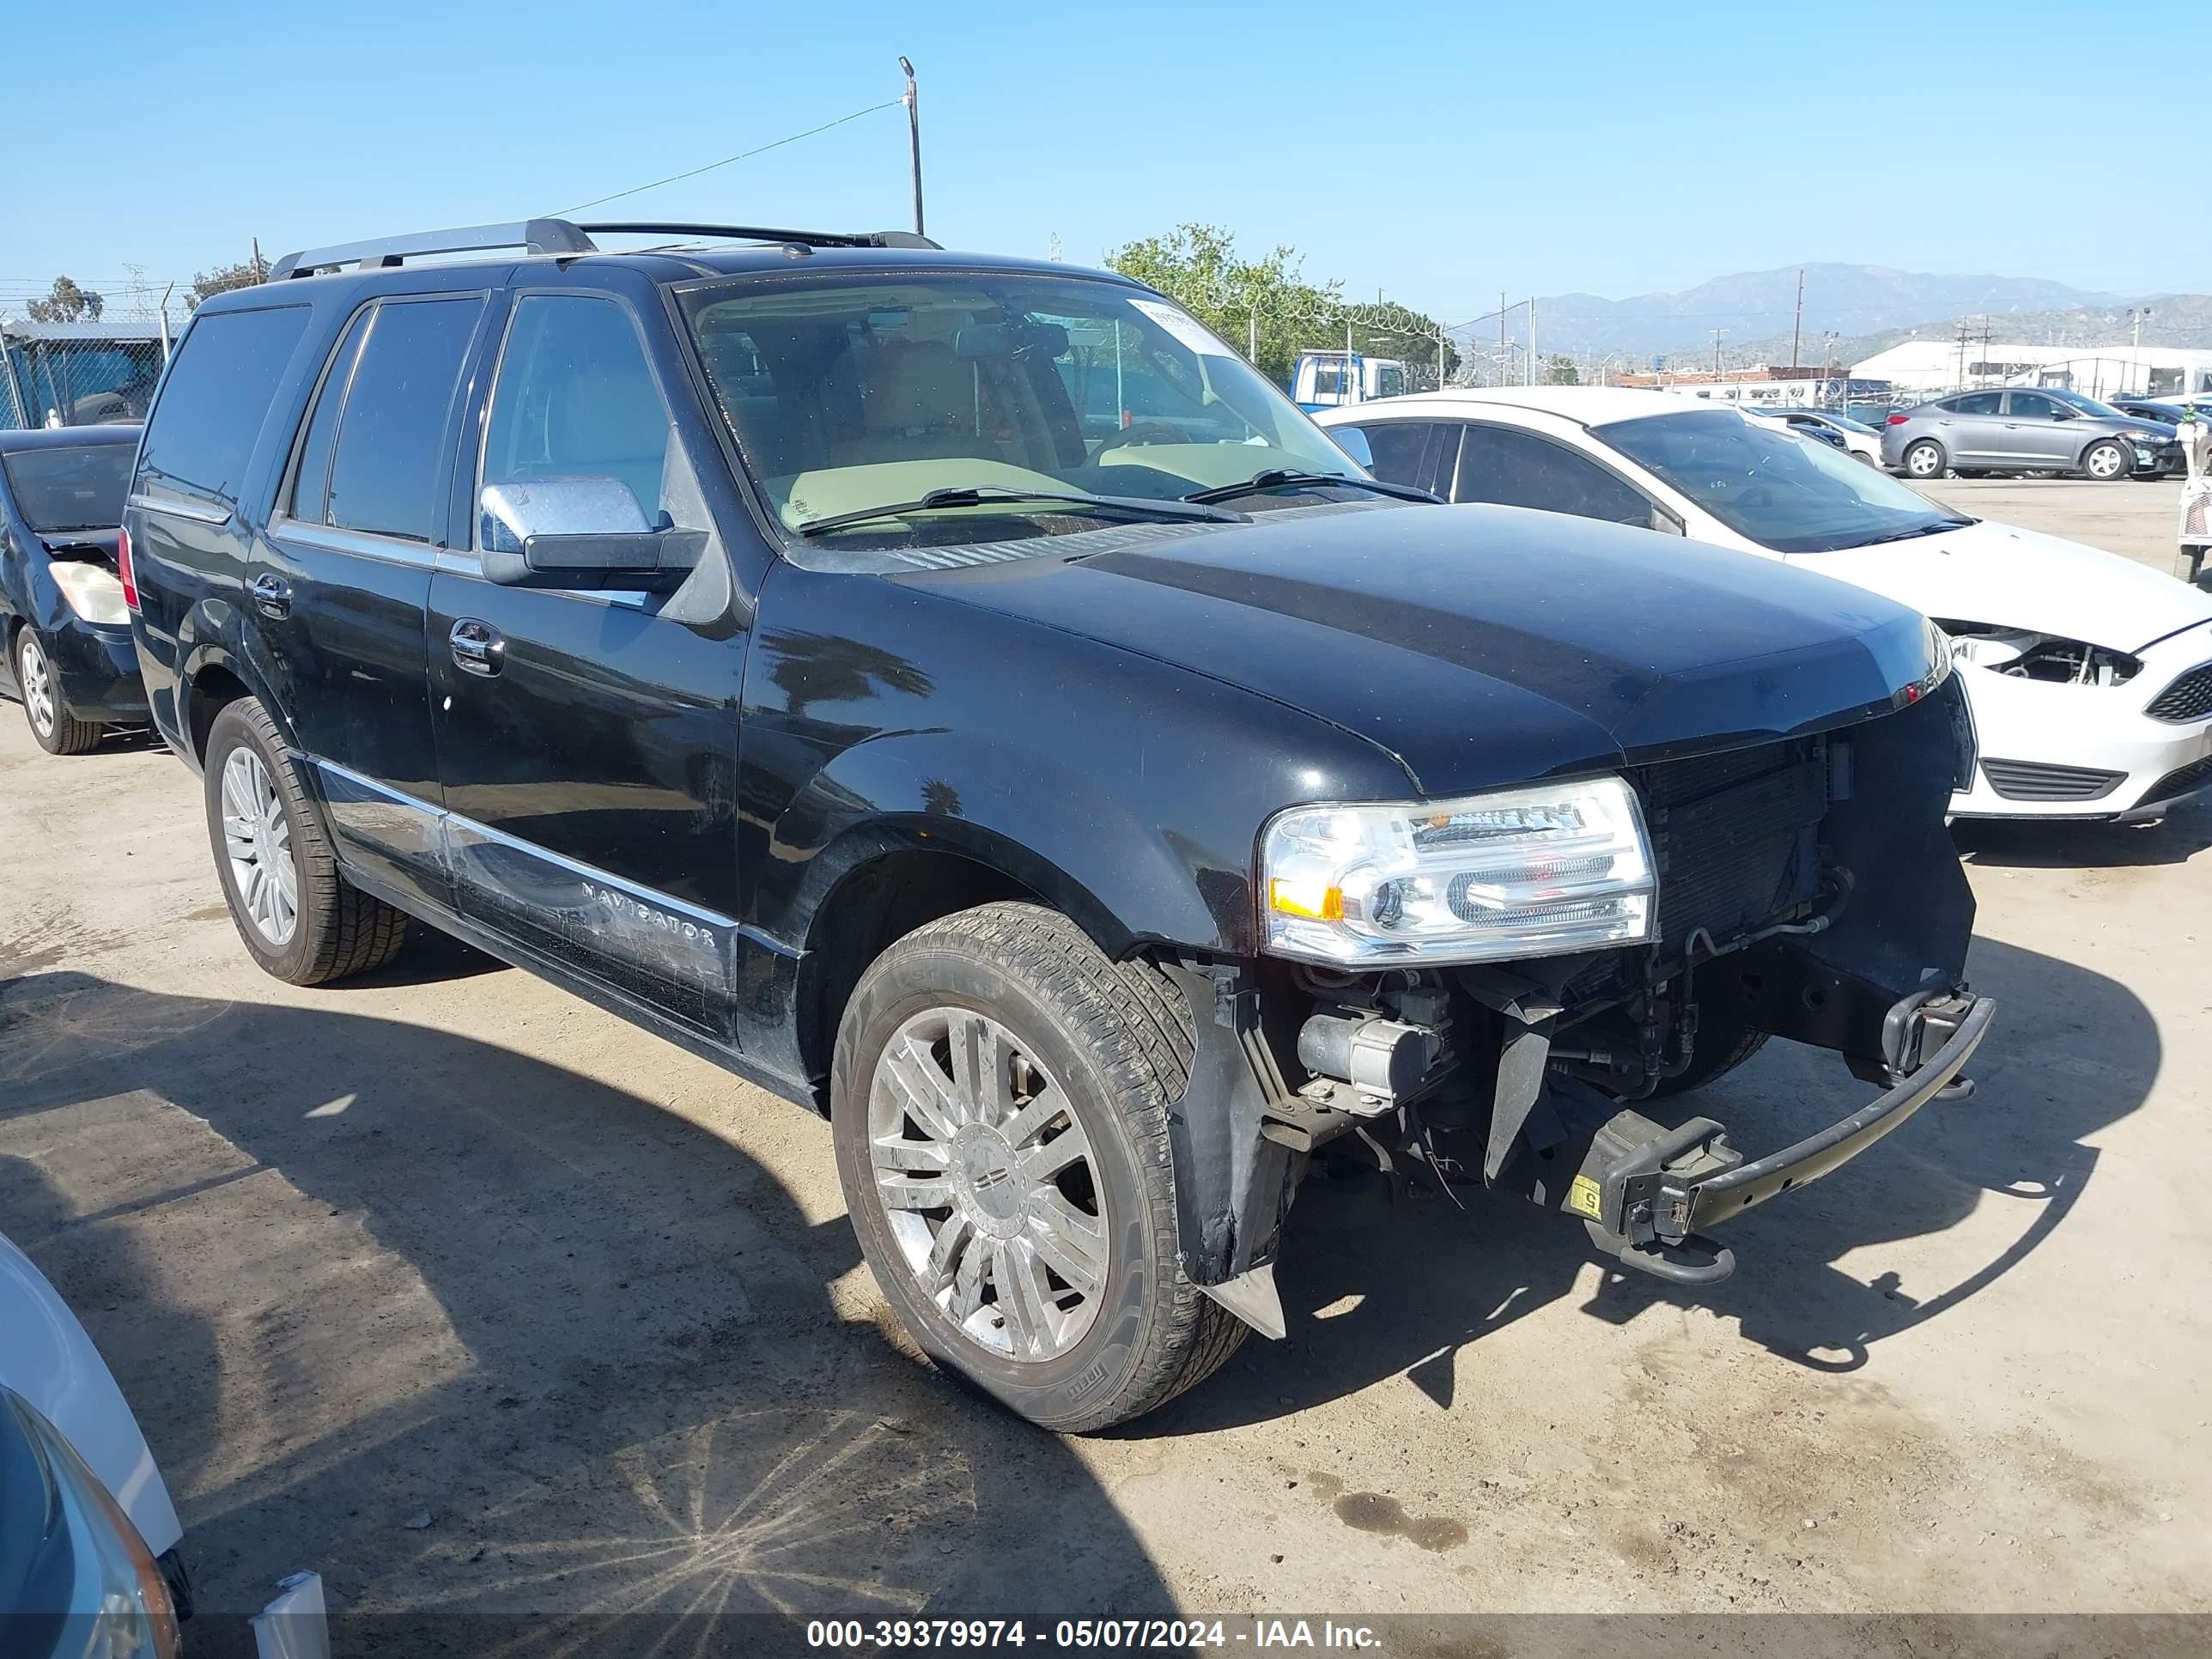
[1130,298,1234,358]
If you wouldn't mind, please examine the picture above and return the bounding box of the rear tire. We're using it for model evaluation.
[1903,440,1947,479]
[14,629,102,756]
[2081,440,2129,481]
[202,698,409,986]
[832,901,1245,1431]
[1650,1018,1771,1097]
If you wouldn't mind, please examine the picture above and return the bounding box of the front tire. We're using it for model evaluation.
[832,902,1245,1431]
[2081,440,2128,481]
[1903,440,1948,479]
[202,698,408,985]
[14,629,102,756]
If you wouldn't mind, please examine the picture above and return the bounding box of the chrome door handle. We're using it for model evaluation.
[450,618,505,678]
[249,572,291,619]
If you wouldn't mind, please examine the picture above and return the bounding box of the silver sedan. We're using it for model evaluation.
[1880,387,2180,481]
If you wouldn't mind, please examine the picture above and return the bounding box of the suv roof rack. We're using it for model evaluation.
[269,218,941,280]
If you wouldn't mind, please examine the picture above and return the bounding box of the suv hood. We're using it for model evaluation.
[900,503,1935,796]
[1794,518,2212,654]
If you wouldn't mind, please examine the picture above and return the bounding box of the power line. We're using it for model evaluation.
[552,100,902,217]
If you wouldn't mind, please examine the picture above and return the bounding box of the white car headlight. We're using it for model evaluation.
[1261,776,1657,967]
[51,561,130,626]
[3,1390,181,1659]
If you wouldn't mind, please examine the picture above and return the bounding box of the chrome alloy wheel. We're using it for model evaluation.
[221,746,298,946]
[17,634,54,737]
[867,1007,1107,1364]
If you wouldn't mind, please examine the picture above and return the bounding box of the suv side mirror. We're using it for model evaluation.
[477,479,702,589]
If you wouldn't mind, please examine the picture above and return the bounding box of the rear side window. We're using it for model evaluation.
[480,295,672,531]
[137,305,310,507]
[1452,422,1654,526]
[286,309,372,524]
[324,298,484,543]
[1947,392,2002,416]
[1349,422,1431,487]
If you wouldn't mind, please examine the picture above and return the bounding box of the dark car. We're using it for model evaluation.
[2110,396,2202,428]
[0,425,147,754]
[1881,386,2180,480]
[122,219,1994,1431]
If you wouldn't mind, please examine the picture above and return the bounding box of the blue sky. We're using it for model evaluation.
[5,0,2203,326]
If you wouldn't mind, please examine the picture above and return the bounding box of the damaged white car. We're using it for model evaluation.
[1320,388,2212,820]
[1,1228,328,1659]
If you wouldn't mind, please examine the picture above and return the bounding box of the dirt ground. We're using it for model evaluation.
[2,477,2207,1644]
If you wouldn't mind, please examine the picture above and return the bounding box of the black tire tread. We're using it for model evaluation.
[848,901,1244,1429]
[209,699,410,985]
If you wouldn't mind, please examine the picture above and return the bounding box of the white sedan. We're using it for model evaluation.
[1737,404,1886,466]
[1319,387,2212,821]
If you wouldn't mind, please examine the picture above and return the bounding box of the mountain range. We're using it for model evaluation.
[1487,262,2130,364]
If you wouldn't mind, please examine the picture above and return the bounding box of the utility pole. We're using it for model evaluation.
[251,236,266,282]
[1437,327,1446,391]
[899,57,924,238]
[1791,267,1803,369]
[1956,317,1970,389]
[1499,291,1506,390]
[2132,306,2150,348]
[1711,329,1725,379]
[1528,296,1537,386]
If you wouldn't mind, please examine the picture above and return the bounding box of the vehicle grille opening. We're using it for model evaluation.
[1638,738,1826,956]
[2146,662,2212,723]
[2141,755,2212,807]
[1978,757,2125,802]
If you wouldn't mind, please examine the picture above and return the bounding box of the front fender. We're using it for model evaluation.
[738,565,1418,962]
[774,729,1243,957]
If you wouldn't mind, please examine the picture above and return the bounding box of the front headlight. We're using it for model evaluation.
[1261,775,1657,967]
[51,561,130,626]
[3,1391,181,1659]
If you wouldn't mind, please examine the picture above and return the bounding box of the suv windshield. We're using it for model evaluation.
[2,443,133,534]
[1593,408,1967,554]
[678,271,1365,562]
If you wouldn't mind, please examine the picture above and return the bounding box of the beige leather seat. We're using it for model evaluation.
[839,341,977,466]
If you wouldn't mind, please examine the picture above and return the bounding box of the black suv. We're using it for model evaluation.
[122,219,1994,1430]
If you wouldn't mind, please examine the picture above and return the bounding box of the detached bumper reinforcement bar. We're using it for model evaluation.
[1582,993,1997,1286]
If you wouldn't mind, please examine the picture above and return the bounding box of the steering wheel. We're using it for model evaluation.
[1092,421,1193,454]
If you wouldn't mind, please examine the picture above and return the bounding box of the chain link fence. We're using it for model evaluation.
[0,271,189,429]
[0,322,169,429]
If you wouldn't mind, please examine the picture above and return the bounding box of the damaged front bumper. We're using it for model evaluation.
[1566,990,1996,1285]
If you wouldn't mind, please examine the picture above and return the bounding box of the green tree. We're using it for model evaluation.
[1546,356,1580,386]
[1107,224,1457,391]
[26,276,103,324]
[186,258,265,312]
[1108,222,1339,386]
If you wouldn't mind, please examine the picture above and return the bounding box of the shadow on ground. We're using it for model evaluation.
[1954,797,2212,869]
[1134,927,2154,1436]
[0,969,1170,1654]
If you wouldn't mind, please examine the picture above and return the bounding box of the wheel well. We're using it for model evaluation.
[186,664,252,762]
[798,848,1044,1109]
